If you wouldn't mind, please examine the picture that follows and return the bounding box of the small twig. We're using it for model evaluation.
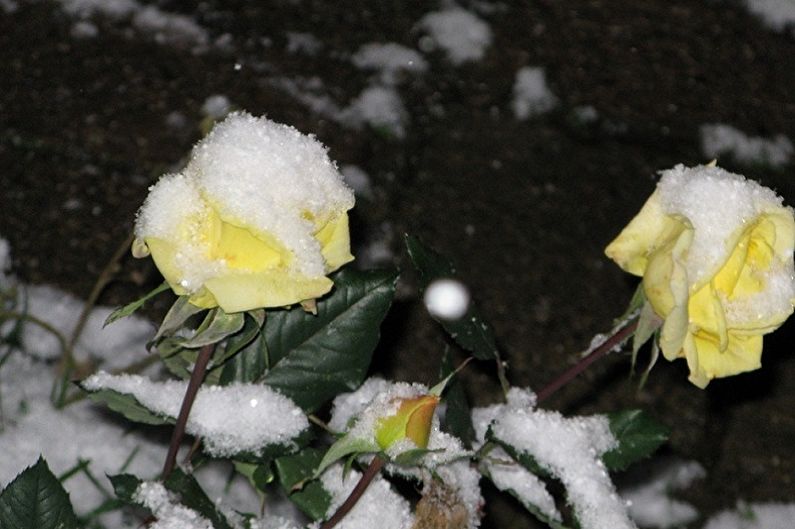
[319,455,386,529]
[536,318,639,404]
[162,343,215,480]
[54,232,135,408]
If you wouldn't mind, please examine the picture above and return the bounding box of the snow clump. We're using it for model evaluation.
[340,85,408,138]
[700,124,793,168]
[416,8,492,64]
[742,0,795,33]
[703,502,795,529]
[135,112,354,288]
[619,457,705,528]
[83,372,309,457]
[424,279,470,320]
[656,164,795,315]
[134,481,213,529]
[479,387,636,529]
[351,43,428,85]
[512,67,559,119]
[315,464,414,529]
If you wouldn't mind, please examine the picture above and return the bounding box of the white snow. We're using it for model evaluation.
[12,284,153,366]
[486,388,635,529]
[58,0,139,19]
[285,32,323,55]
[56,0,210,51]
[341,85,408,138]
[315,463,414,529]
[131,6,209,50]
[83,372,309,457]
[201,95,233,120]
[742,0,795,32]
[703,502,795,529]
[512,67,558,119]
[700,124,793,168]
[340,165,373,199]
[657,164,795,315]
[416,8,492,65]
[472,399,560,523]
[134,481,214,529]
[619,458,705,528]
[424,279,470,320]
[0,0,17,13]
[135,112,355,285]
[351,43,428,85]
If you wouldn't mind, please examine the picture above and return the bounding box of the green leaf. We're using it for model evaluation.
[164,468,234,529]
[0,457,79,529]
[210,310,266,369]
[178,309,245,349]
[104,282,170,327]
[152,295,205,343]
[617,282,646,323]
[263,268,398,411]
[439,349,475,448]
[234,461,273,492]
[108,473,142,505]
[275,448,332,521]
[218,331,269,385]
[405,235,498,361]
[84,388,171,426]
[602,409,669,471]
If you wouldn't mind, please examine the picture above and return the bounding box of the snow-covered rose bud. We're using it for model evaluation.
[375,395,440,450]
[606,164,795,387]
[134,112,354,313]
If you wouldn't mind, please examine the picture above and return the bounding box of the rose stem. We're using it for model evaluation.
[536,318,639,404]
[162,342,215,480]
[319,455,386,529]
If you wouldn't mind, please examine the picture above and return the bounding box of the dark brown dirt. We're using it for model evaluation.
[2,1,795,527]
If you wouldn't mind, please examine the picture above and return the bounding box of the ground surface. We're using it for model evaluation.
[2,1,795,528]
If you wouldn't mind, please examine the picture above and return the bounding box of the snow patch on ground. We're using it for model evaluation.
[285,31,323,55]
[619,458,705,528]
[416,7,492,64]
[351,43,427,85]
[512,66,558,119]
[55,0,210,51]
[700,124,793,168]
[703,502,795,529]
[742,0,795,33]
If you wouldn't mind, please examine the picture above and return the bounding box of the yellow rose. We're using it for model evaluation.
[133,112,354,313]
[606,164,795,387]
[375,395,440,450]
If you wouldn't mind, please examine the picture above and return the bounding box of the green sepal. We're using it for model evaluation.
[152,295,205,343]
[313,434,379,480]
[177,308,245,349]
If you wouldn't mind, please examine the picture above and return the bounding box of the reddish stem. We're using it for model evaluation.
[319,456,386,529]
[536,319,639,404]
[161,343,215,480]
